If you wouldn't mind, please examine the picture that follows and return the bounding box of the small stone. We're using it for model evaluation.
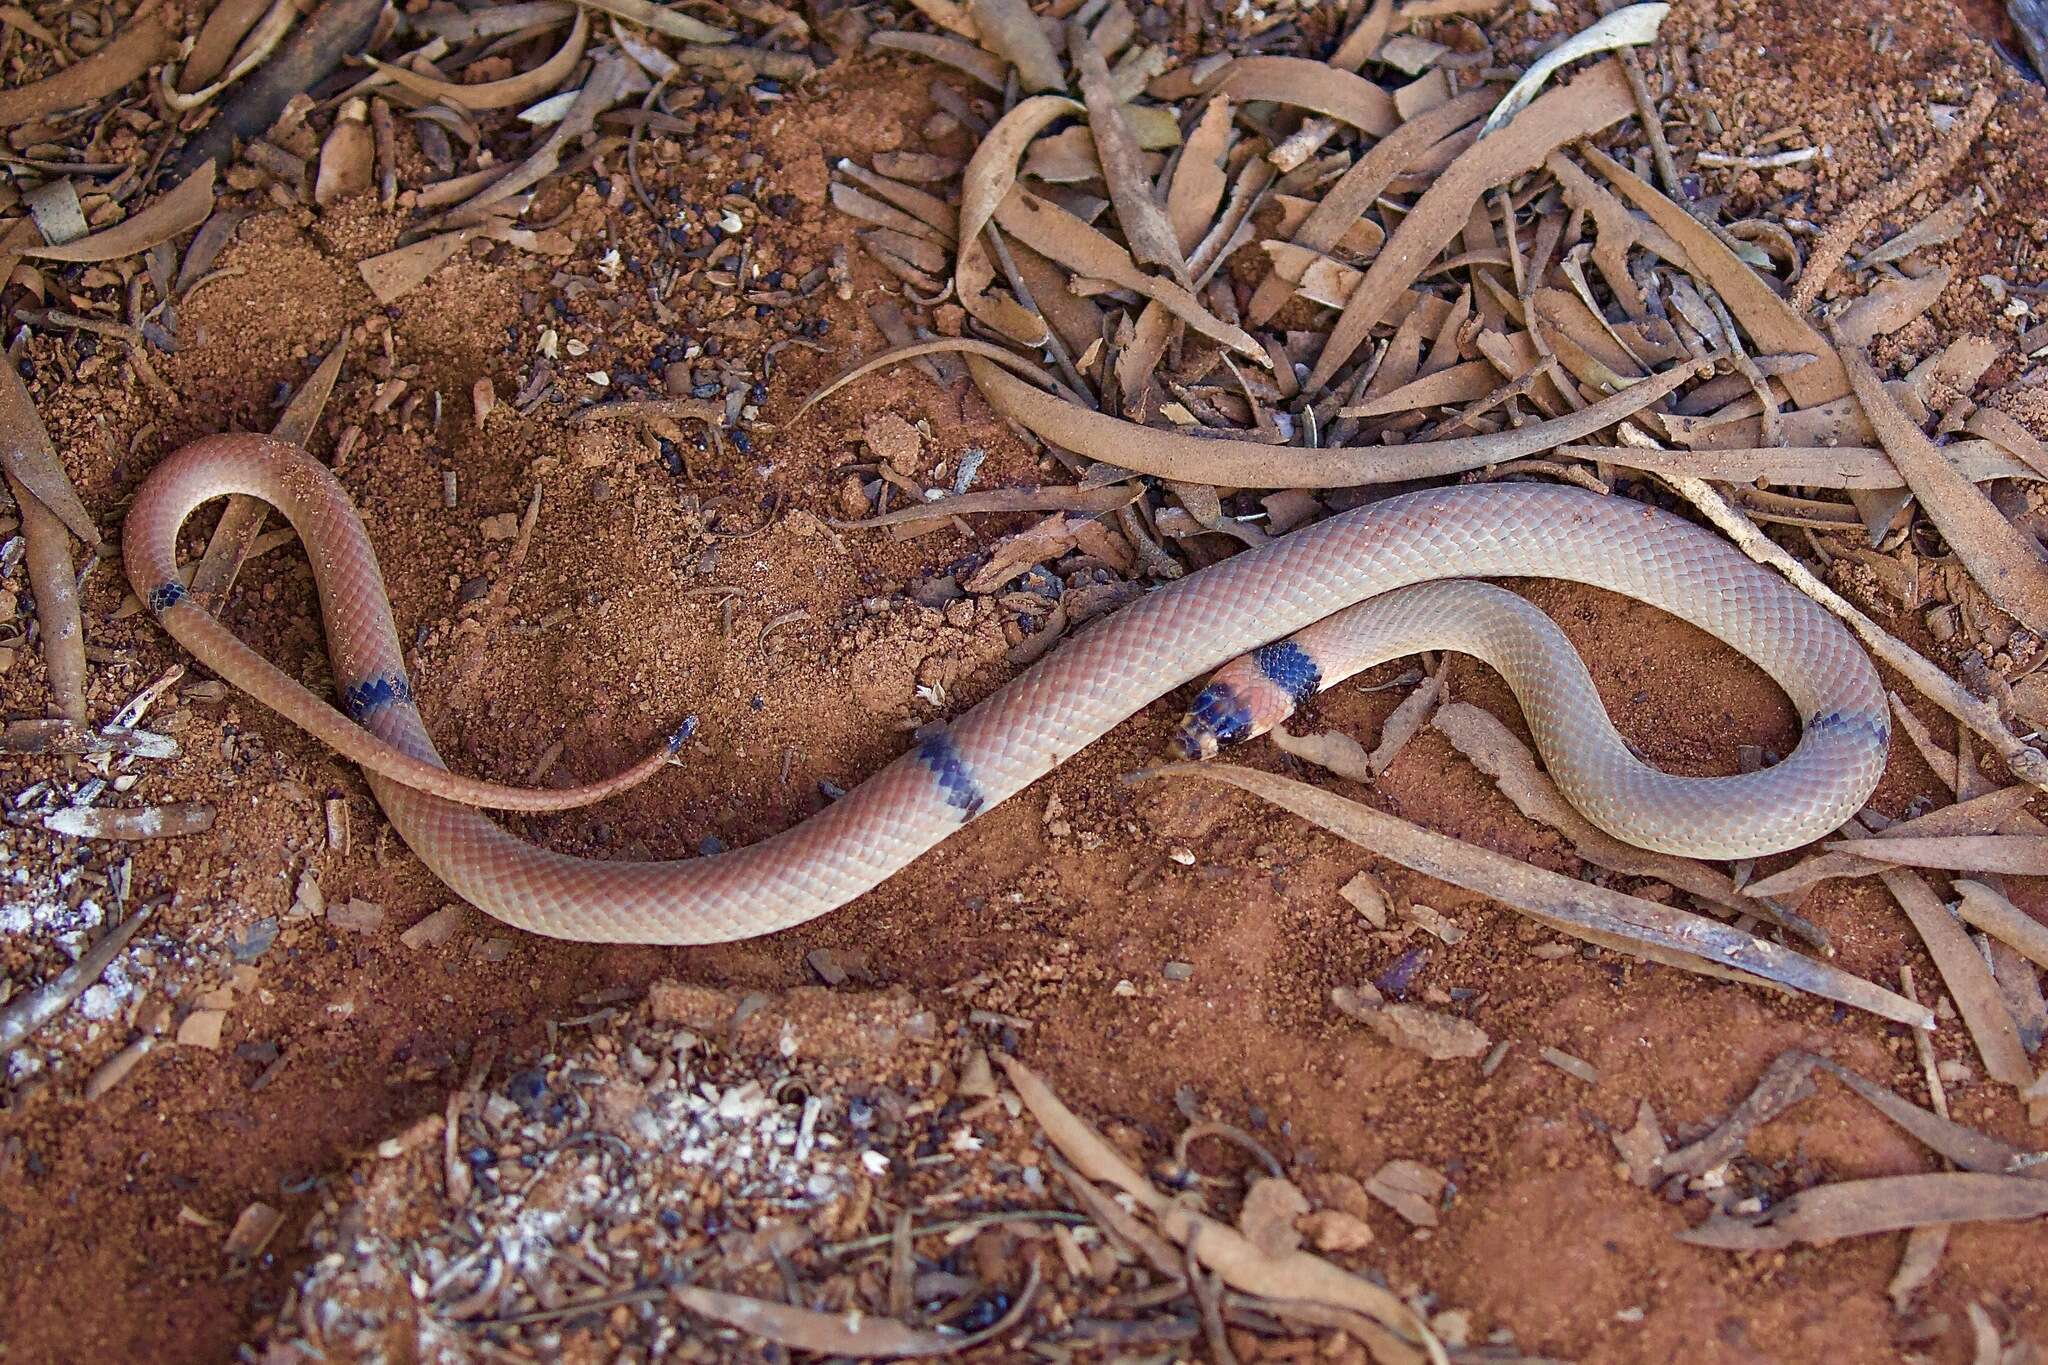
[1340,873,1391,927]
[231,918,277,962]
[1299,1208,1375,1253]
[479,512,520,541]
[863,412,922,474]
[1238,1176,1309,1257]
[835,474,869,519]
[957,1047,996,1098]
[806,948,848,986]
[1163,961,1194,982]
[473,937,515,963]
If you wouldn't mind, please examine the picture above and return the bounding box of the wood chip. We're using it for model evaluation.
[1538,1046,1599,1084]
[1332,985,1491,1061]
[1363,1159,1445,1227]
[43,803,216,840]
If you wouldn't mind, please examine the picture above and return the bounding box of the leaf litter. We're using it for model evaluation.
[2,0,2047,1355]
[797,0,2048,1196]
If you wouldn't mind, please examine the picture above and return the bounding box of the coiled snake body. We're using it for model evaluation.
[125,434,1889,945]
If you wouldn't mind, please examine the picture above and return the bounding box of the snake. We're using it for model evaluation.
[124,433,1890,945]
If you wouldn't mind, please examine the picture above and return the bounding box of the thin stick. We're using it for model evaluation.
[0,903,155,1052]
[188,325,351,613]
[1791,88,1995,311]
[1619,47,1682,201]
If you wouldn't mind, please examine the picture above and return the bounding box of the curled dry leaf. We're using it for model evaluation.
[1826,834,2048,875]
[675,1273,1037,1355]
[1479,3,1668,135]
[967,353,1703,487]
[1793,88,1996,311]
[1854,189,1982,270]
[162,0,297,112]
[955,95,1084,346]
[1582,144,1849,405]
[1834,268,1951,349]
[1681,1173,2048,1251]
[1308,61,1636,390]
[833,483,1140,530]
[1431,702,1766,922]
[965,0,1063,91]
[369,9,587,110]
[21,162,216,264]
[572,0,732,44]
[1953,880,2048,972]
[1584,439,2028,490]
[179,0,276,92]
[1661,1051,1820,1177]
[992,1054,1441,1357]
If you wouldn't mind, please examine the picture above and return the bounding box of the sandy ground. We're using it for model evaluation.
[1,0,2046,1359]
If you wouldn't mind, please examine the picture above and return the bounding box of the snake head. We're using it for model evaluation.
[1173,681,1255,760]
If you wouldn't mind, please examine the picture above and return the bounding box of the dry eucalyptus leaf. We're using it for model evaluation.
[23,162,216,263]
[1682,1173,2048,1251]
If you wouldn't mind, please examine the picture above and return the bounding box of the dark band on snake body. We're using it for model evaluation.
[1253,640,1322,704]
[1806,708,1891,746]
[344,673,416,722]
[149,581,187,613]
[916,729,984,820]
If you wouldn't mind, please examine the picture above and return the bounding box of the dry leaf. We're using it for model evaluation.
[1682,1174,2048,1250]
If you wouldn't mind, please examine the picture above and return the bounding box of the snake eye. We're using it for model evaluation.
[1176,683,1252,759]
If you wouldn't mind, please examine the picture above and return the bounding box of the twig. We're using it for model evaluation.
[1657,471,2048,792]
[172,0,386,178]
[0,902,156,1053]
[17,309,174,399]
[1618,47,1682,200]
